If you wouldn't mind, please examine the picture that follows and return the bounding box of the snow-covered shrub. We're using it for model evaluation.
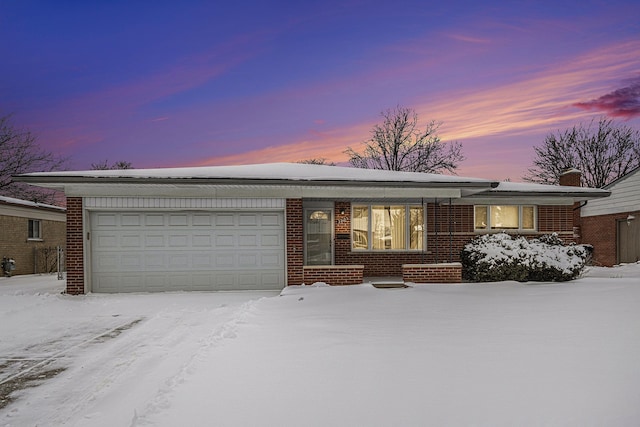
[461,233,591,282]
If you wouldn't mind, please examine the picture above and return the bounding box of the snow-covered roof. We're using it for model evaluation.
[489,181,610,196]
[14,163,610,201]
[0,195,65,212]
[17,163,494,186]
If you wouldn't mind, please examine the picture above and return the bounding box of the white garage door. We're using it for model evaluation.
[90,211,285,292]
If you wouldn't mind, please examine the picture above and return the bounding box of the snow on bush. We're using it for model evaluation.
[461,233,592,282]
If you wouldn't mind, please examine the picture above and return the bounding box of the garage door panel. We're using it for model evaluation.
[122,254,143,269]
[121,235,142,247]
[261,253,282,267]
[261,213,282,226]
[192,234,212,246]
[216,234,235,246]
[146,214,164,226]
[238,253,258,267]
[215,254,235,267]
[215,214,235,226]
[168,254,190,268]
[169,214,188,226]
[145,235,165,247]
[238,234,257,246]
[91,210,284,292]
[192,253,212,267]
[95,253,118,269]
[168,234,189,246]
[96,237,118,250]
[239,214,258,226]
[261,233,281,246]
[192,214,212,226]
[121,214,141,226]
[96,213,117,226]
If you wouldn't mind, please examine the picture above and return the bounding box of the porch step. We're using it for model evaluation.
[371,282,409,289]
[365,277,409,289]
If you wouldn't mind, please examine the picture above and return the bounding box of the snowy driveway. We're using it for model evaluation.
[0,276,278,426]
[2,265,640,426]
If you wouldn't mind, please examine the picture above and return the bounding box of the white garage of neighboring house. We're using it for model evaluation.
[16,163,610,294]
[579,165,640,266]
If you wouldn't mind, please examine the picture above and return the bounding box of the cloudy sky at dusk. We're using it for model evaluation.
[2,0,639,181]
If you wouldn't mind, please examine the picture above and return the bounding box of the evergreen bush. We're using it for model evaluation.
[461,233,591,282]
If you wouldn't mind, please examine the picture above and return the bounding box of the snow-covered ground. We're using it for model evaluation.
[1,265,639,426]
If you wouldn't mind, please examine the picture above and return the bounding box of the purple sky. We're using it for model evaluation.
[2,1,639,181]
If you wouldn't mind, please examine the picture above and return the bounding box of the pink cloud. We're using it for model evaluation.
[573,77,640,119]
[445,33,492,44]
[188,39,640,179]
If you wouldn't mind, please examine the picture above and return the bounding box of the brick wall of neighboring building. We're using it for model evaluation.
[286,198,304,286]
[0,214,65,276]
[581,211,633,266]
[65,197,84,294]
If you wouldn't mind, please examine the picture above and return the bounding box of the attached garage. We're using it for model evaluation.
[89,210,285,292]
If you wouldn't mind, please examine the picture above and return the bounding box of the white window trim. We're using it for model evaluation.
[474,205,537,232]
[351,204,425,252]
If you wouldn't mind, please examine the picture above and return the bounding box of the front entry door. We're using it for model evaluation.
[304,208,333,265]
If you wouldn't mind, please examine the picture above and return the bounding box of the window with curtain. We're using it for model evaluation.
[474,205,536,231]
[352,205,424,251]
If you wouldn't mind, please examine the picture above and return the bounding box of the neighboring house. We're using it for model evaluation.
[0,196,66,276]
[15,163,609,294]
[580,166,640,266]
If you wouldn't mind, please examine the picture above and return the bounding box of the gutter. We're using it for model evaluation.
[13,175,499,189]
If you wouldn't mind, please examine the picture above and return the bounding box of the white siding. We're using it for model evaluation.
[582,169,640,217]
[84,197,285,210]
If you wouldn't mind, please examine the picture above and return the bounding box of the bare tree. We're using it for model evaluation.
[525,117,640,188]
[297,158,336,166]
[91,160,133,170]
[0,114,67,204]
[344,106,464,174]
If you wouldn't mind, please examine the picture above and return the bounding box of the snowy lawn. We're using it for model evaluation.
[1,265,639,426]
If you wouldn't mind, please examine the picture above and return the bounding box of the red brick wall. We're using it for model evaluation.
[559,171,581,187]
[286,199,304,286]
[303,266,364,286]
[581,212,633,266]
[538,205,574,234]
[65,197,85,294]
[402,263,462,283]
[334,202,576,277]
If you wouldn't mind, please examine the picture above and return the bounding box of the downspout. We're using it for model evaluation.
[449,198,453,263]
[421,197,426,264]
[574,201,588,210]
[434,198,439,262]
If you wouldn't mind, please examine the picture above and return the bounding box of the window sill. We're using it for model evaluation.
[474,230,537,234]
[27,238,43,242]
[351,249,430,253]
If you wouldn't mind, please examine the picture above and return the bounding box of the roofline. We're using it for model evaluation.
[473,190,611,199]
[0,198,66,212]
[603,164,640,189]
[13,175,499,189]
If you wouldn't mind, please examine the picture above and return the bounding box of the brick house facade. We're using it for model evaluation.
[16,163,609,294]
[0,196,66,276]
[577,166,640,266]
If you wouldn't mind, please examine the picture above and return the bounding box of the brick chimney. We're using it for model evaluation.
[559,168,581,187]
[558,169,582,241]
